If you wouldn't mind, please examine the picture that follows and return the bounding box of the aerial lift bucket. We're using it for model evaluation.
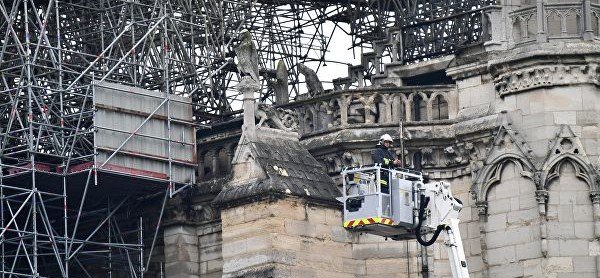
[337,165,423,240]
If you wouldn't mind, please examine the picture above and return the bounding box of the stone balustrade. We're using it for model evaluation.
[285,85,458,136]
[510,1,600,45]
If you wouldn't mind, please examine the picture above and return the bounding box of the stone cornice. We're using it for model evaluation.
[487,42,600,96]
[446,61,489,81]
[493,63,600,96]
[489,42,600,69]
[301,114,499,152]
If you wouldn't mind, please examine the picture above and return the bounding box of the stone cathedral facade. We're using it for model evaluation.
[164,1,600,277]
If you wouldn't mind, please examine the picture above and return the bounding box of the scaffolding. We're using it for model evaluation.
[0,0,494,277]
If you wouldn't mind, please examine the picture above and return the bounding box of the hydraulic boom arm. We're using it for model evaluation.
[416,181,469,278]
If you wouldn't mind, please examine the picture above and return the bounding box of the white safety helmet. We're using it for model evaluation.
[380,134,393,143]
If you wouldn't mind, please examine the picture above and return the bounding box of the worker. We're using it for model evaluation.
[372,134,402,167]
[371,134,401,193]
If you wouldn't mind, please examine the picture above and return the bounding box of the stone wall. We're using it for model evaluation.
[484,162,542,277]
[545,161,596,277]
[199,223,223,278]
[220,198,355,277]
[164,225,200,277]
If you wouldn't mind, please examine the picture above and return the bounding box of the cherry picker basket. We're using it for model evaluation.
[338,165,423,239]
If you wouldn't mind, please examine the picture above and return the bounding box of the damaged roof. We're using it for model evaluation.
[213,131,341,208]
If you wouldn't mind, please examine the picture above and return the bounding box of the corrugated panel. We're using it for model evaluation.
[93,82,196,184]
[95,111,194,161]
[96,152,195,184]
[94,81,192,121]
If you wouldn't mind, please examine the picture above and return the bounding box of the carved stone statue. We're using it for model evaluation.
[274,60,289,104]
[255,103,298,132]
[297,63,324,96]
[235,30,259,81]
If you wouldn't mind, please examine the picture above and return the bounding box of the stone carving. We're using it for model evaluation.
[342,152,355,167]
[255,103,298,132]
[475,201,488,221]
[535,189,549,218]
[421,147,435,166]
[317,152,357,172]
[533,171,544,189]
[546,125,586,157]
[347,96,367,124]
[274,60,289,105]
[466,142,485,179]
[470,190,478,202]
[539,125,596,191]
[235,30,260,81]
[485,124,535,165]
[319,155,344,173]
[542,125,591,169]
[193,204,217,222]
[591,190,600,204]
[328,99,342,127]
[535,189,549,205]
[493,64,600,96]
[165,193,217,224]
[444,146,464,166]
[298,63,324,96]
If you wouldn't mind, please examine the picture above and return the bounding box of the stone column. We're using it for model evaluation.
[374,44,382,74]
[383,94,393,123]
[484,6,507,51]
[197,154,205,181]
[225,146,234,174]
[209,150,219,178]
[536,0,547,42]
[591,191,600,238]
[398,29,404,64]
[392,96,401,124]
[391,31,400,63]
[483,7,506,51]
[405,101,413,122]
[340,96,350,127]
[590,191,600,277]
[365,96,374,124]
[357,71,365,88]
[476,200,489,276]
[164,225,199,277]
[238,77,260,139]
[535,189,549,257]
[583,0,595,40]
[426,99,433,121]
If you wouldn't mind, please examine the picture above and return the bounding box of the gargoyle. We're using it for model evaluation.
[297,63,324,96]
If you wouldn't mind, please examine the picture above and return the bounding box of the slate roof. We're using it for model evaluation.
[213,131,341,208]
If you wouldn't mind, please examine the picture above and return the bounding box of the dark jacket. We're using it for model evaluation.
[371,144,396,167]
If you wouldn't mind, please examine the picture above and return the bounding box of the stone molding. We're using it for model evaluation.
[494,64,600,96]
